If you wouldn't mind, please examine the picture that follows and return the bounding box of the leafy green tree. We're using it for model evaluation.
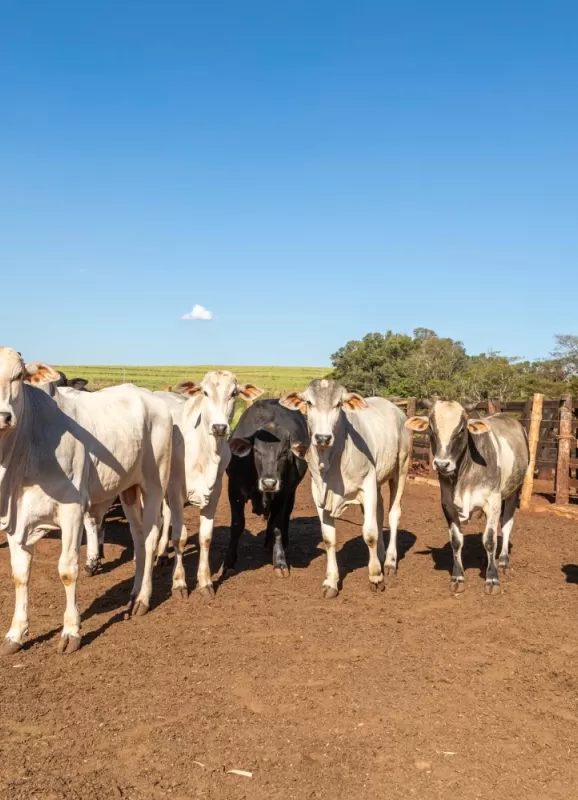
[331,331,418,396]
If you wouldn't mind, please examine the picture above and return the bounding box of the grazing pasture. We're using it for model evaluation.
[54,365,329,394]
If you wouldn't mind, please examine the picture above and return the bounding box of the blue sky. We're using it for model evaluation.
[1,1,577,366]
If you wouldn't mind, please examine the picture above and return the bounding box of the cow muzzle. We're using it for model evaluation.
[0,412,14,431]
[314,433,333,448]
[433,458,456,476]
[211,423,229,438]
[259,478,280,493]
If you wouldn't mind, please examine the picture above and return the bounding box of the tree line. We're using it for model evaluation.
[330,330,578,401]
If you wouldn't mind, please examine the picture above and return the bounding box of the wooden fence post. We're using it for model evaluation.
[520,393,543,511]
[555,395,573,506]
[406,397,416,471]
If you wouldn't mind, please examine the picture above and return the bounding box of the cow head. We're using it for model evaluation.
[175,371,263,438]
[280,378,367,449]
[0,347,60,431]
[405,399,488,476]
[230,426,308,493]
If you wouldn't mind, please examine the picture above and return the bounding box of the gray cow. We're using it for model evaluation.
[406,400,529,595]
[280,379,409,597]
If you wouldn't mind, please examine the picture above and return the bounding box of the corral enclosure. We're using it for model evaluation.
[55,365,328,394]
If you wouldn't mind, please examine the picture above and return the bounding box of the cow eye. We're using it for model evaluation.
[306,400,312,408]
[203,390,209,397]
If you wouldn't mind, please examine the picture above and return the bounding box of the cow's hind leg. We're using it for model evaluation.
[122,488,148,616]
[57,505,84,654]
[498,491,518,572]
[385,452,408,575]
[1,536,34,655]
[484,496,502,596]
[156,499,172,566]
[169,497,188,600]
[362,481,385,593]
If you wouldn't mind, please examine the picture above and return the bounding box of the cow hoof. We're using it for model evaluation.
[199,585,215,600]
[485,582,501,596]
[0,639,23,656]
[131,600,150,617]
[322,586,339,599]
[450,579,465,594]
[274,566,289,578]
[57,635,81,655]
[156,554,170,568]
[369,580,385,593]
[499,560,510,574]
[172,587,188,601]
[84,561,101,577]
[384,566,396,577]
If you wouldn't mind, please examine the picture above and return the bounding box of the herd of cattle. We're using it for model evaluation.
[0,346,529,655]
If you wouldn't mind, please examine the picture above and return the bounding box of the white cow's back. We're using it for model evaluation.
[342,397,409,485]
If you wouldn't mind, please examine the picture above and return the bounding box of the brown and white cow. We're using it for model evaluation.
[406,400,529,594]
[280,379,409,597]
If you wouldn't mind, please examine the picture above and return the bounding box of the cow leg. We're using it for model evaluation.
[156,499,172,566]
[224,487,245,575]
[376,492,386,566]
[197,476,222,598]
[498,491,518,572]
[57,507,84,654]
[84,512,102,576]
[385,456,408,575]
[270,497,289,578]
[484,496,502,596]
[134,487,164,613]
[169,499,189,600]
[1,536,34,654]
[317,507,339,598]
[362,481,385,593]
[122,492,147,615]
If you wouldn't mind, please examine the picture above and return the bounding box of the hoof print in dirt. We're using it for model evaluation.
[57,635,81,655]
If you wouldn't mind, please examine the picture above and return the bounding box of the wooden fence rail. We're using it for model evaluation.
[393,394,578,507]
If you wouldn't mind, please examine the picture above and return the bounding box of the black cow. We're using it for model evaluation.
[225,400,309,577]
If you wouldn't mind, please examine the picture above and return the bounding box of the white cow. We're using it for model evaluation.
[280,378,409,597]
[154,371,263,597]
[0,348,173,654]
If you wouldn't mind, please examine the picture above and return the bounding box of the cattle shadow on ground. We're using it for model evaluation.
[562,564,578,584]
[95,518,134,575]
[338,529,417,588]
[213,516,323,588]
[415,531,504,578]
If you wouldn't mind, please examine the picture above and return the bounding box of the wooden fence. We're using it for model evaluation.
[394,395,578,507]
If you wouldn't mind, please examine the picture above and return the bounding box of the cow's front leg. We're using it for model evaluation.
[317,507,339,598]
[362,482,385,592]
[441,502,465,593]
[57,506,84,654]
[223,489,245,576]
[197,477,222,599]
[1,535,34,655]
[170,502,188,600]
[84,512,102,576]
[484,496,502,596]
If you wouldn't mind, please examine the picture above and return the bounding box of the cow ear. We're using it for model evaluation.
[174,381,202,397]
[342,392,368,411]
[230,437,253,457]
[405,416,430,432]
[279,391,307,412]
[290,442,309,459]
[467,418,490,435]
[24,362,61,385]
[68,378,88,391]
[237,384,264,401]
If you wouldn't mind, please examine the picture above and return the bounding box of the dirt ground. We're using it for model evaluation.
[1,479,578,800]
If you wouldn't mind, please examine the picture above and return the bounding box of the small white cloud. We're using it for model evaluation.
[182,304,213,321]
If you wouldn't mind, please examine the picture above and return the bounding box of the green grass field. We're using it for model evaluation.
[54,365,330,395]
